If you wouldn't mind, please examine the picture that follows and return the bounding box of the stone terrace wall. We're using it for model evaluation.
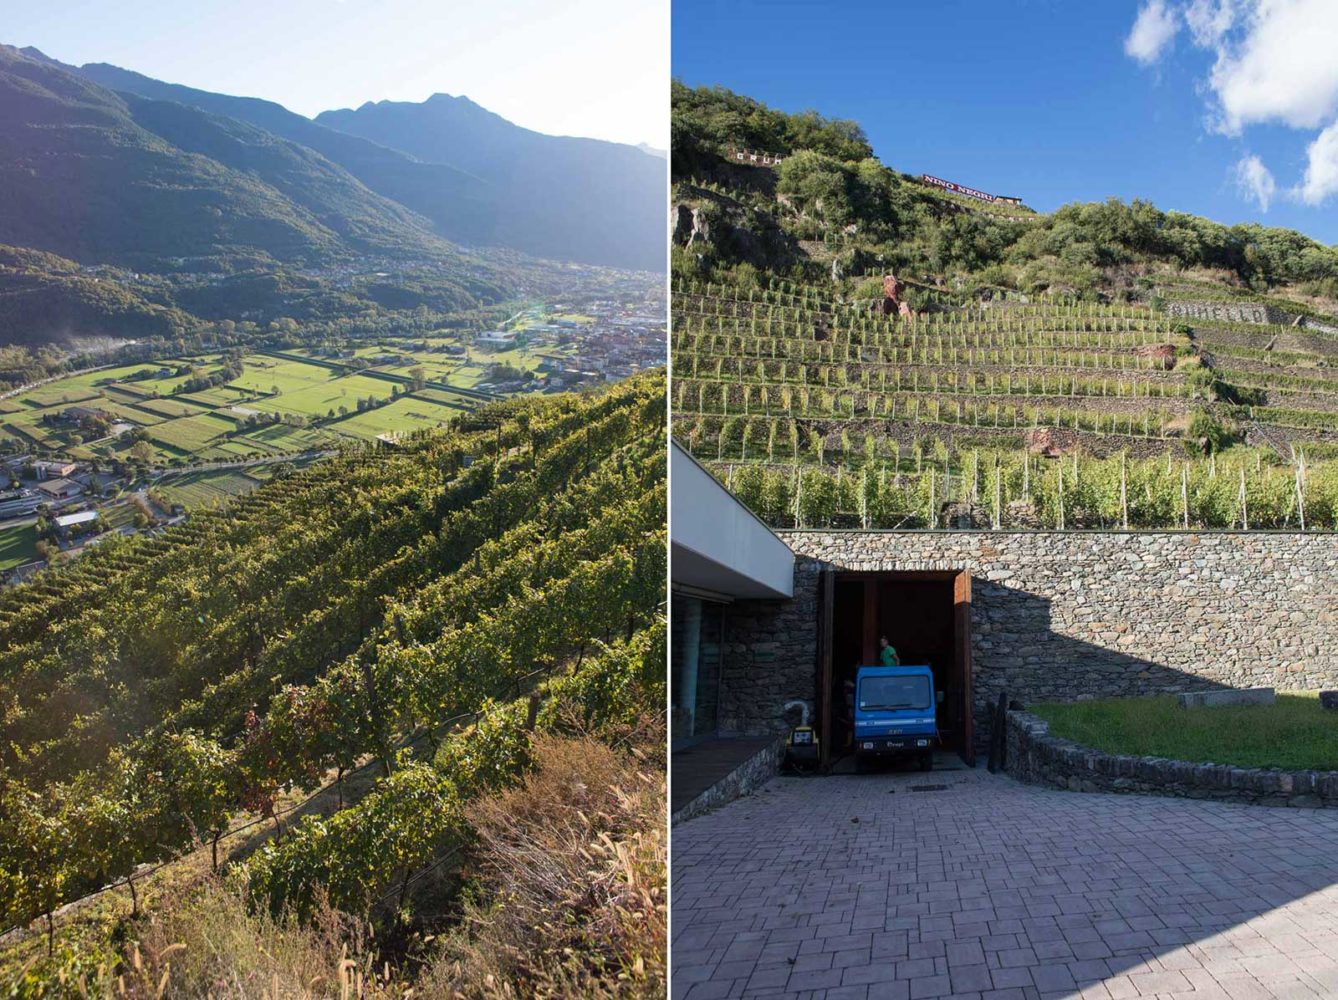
[720,532,1337,751]
[1164,298,1338,334]
[1005,708,1338,808]
[1164,300,1289,326]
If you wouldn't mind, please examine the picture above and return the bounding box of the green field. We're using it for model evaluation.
[0,345,520,464]
[131,397,211,419]
[1031,693,1338,771]
[0,523,37,571]
[327,396,459,440]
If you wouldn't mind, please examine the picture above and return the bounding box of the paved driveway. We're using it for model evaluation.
[672,767,1338,1000]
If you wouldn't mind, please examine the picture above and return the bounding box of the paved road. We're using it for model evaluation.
[672,767,1338,1000]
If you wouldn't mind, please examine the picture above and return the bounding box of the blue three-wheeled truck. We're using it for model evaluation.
[853,664,938,771]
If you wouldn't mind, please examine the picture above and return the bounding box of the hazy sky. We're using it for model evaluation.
[2,0,667,147]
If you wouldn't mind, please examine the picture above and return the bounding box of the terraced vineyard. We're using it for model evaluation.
[0,373,666,991]
[672,278,1338,529]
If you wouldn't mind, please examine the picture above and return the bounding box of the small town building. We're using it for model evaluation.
[61,405,112,423]
[33,460,79,480]
[36,478,83,500]
[0,489,42,519]
[474,330,518,348]
[54,510,99,529]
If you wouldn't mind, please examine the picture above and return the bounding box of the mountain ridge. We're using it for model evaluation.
[70,56,663,270]
[0,44,449,269]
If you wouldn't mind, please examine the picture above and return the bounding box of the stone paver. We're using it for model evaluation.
[671,768,1338,1000]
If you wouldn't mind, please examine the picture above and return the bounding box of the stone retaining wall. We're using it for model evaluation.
[672,735,786,824]
[1005,708,1338,808]
[1165,300,1289,326]
[719,532,1338,752]
[1164,298,1338,335]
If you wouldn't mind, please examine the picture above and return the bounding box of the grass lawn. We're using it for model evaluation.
[1031,693,1338,772]
[0,523,37,570]
[328,396,456,440]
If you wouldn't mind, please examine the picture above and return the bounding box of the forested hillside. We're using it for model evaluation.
[671,84,1338,531]
[0,373,667,996]
[671,84,1338,301]
[0,46,446,269]
[72,61,502,254]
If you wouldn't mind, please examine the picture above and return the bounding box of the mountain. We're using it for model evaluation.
[73,62,503,252]
[73,63,665,271]
[0,45,447,269]
[317,94,665,270]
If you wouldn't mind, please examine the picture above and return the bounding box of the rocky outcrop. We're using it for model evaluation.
[1024,426,1081,457]
[1133,343,1178,370]
[672,203,710,247]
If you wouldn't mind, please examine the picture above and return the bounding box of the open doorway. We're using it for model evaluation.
[818,570,974,768]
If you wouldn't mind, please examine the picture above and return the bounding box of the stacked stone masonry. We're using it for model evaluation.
[1005,708,1338,807]
[671,736,787,825]
[1165,298,1338,334]
[718,531,1338,754]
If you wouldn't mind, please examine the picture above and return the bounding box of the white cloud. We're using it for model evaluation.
[1203,0,1338,133]
[1234,153,1277,210]
[1184,0,1236,47]
[1297,120,1338,205]
[1132,0,1338,214]
[1125,0,1180,65]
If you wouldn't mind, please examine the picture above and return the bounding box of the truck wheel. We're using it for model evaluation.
[919,752,933,772]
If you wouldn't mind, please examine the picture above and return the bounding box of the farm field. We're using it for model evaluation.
[0,342,527,465]
[671,278,1338,529]
[152,468,268,508]
[326,395,459,440]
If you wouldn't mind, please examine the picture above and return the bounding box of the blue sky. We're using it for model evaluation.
[672,0,1338,245]
[2,0,667,147]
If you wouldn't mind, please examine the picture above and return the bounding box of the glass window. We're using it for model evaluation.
[858,675,931,711]
[671,595,723,746]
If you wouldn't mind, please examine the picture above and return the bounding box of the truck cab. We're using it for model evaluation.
[853,664,938,771]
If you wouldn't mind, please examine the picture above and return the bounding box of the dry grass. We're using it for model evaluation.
[419,733,667,999]
[97,880,409,999]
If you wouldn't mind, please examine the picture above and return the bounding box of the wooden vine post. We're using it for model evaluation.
[1181,463,1190,529]
[1239,466,1248,530]
[1119,451,1129,530]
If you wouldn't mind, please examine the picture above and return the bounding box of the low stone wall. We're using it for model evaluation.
[1005,708,1338,808]
[671,735,787,824]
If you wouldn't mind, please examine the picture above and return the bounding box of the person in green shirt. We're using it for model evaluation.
[879,635,899,666]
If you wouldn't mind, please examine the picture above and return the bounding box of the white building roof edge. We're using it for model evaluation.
[670,440,794,600]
